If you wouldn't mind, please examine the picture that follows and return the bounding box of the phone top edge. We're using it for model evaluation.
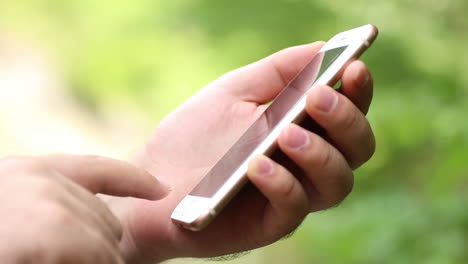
[320,24,378,52]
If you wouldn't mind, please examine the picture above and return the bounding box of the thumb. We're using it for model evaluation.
[39,154,170,200]
[213,41,324,104]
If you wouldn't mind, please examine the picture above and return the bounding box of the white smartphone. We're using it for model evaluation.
[171,24,379,231]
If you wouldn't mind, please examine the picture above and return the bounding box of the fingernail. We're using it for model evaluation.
[285,125,309,150]
[313,86,338,113]
[251,156,273,176]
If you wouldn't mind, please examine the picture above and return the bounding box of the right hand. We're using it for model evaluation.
[0,155,169,264]
[118,43,375,263]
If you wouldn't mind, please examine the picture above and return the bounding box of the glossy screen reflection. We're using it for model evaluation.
[190,46,347,197]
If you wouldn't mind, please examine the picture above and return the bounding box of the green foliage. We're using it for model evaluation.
[1,0,467,263]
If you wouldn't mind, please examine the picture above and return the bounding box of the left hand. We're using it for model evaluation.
[111,42,375,263]
[0,155,168,264]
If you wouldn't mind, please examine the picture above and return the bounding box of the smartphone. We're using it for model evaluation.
[171,24,379,231]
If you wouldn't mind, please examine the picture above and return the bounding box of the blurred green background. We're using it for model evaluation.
[1,0,467,263]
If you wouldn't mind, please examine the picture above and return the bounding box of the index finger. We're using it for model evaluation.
[39,154,170,200]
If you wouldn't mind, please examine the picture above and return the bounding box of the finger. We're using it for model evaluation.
[339,60,373,114]
[247,155,309,240]
[53,175,125,242]
[33,174,124,243]
[278,124,354,211]
[213,42,325,104]
[38,154,170,200]
[306,86,375,169]
[49,214,125,264]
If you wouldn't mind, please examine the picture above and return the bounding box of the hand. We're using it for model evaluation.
[0,155,168,264]
[118,42,375,263]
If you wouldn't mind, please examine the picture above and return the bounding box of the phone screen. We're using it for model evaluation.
[190,46,347,198]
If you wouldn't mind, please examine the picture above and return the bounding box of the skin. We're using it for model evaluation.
[0,155,169,264]
[111,41,376,263]
[0,41,375,263]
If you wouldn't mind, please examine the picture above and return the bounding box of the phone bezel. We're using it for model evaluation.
[171,24,378,231]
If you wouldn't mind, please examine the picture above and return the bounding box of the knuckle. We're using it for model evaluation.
[34,178,60,196]
[270,57,288,87]
[272,169,309,216]
[275,172,296,199]
[32,182,78,226]
[308,138,334,170]
[339,107,360,131]
[43,202,76,225]
[88,195,123,240]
